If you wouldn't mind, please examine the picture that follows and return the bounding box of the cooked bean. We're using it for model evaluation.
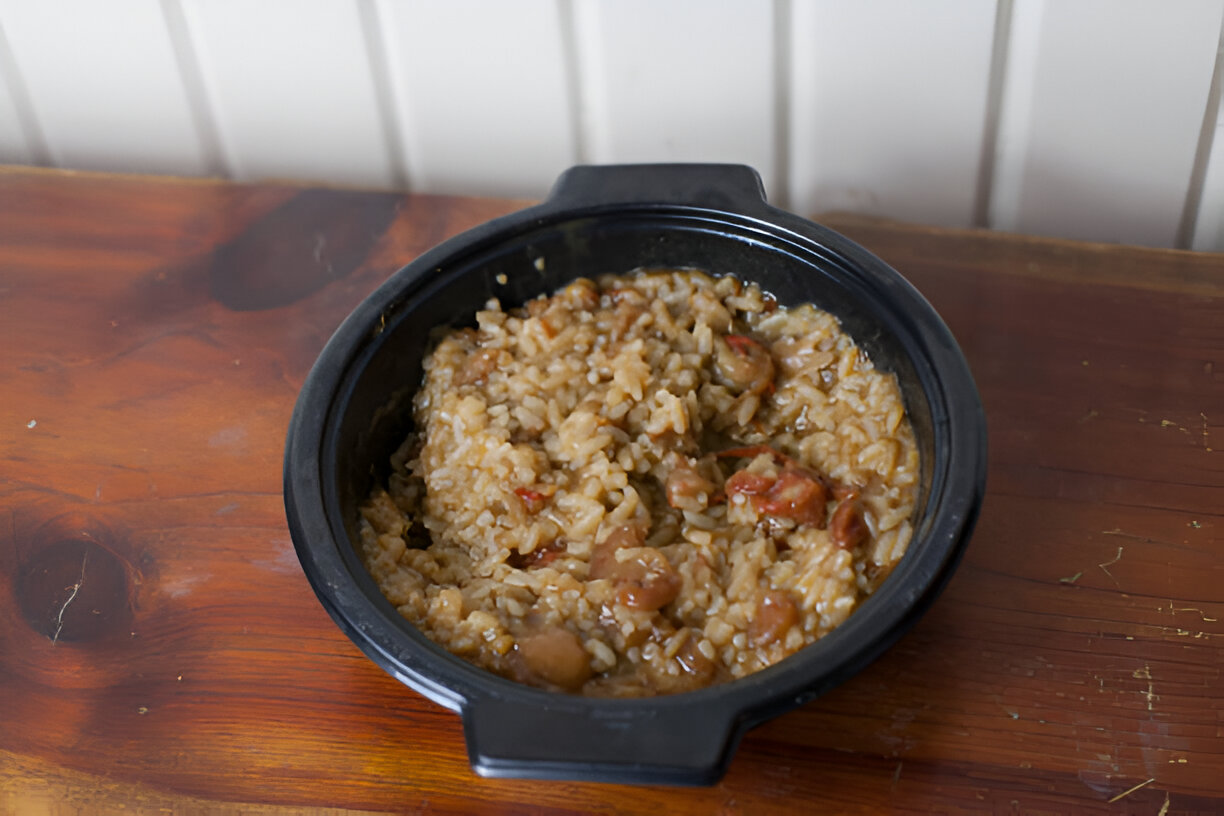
[674,632,719,683]
[516,627,592,691]
[714,334,775,395]
[589,525,681,611]
[749,590,799,646]
[615,553,681,611]
[664,458,716,510]
[588,525,644,579]
[829,492,869,550]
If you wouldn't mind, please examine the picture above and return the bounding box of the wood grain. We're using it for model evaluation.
[1,168,1221,814]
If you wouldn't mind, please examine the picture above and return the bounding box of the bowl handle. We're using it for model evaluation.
[462,698,742,785]
[545,163,770,213]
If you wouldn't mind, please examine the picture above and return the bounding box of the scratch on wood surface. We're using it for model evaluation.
[1159,418,1191,437]
[1156,413,1214,451]
[1101,528,1147,541]
[1167,601,1219,622]
[1077,409,1099,424]
[1107,777,1154,803]
[1098,545,1124,586]
[1132,665,1158,711]
[52,550,89,644]
[1140,623,1211,640]
[1157,792,1170,815]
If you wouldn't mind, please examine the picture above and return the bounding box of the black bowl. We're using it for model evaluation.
[284,164,986,785]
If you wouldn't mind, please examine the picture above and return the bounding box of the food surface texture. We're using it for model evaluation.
[359,269,918,696]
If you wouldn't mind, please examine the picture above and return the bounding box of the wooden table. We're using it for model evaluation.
[1,167,1220,814]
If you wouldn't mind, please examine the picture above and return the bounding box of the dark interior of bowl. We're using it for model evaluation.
[295,200,981,784]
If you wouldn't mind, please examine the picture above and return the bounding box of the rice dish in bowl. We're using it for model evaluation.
[358,268,918,697]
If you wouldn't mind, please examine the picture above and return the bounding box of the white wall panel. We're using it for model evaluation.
[375,0,576,198]
[990,0,1224,247]
[1192,80,1224,251]
[180,0,395,189]
[0,21,34,165]
[572,0,778,198]
[0,0,208,175]
[788,0,997,227]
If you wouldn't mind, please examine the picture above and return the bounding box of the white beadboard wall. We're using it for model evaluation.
[573,0,778,190]
[788,0,997,228]
[3,0,1224,250]
[376,0,578,197]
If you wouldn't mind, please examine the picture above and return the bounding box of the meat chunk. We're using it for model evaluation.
[507,539,566,569]
[723,458,830,528]
[756,469,829,527]
[718,446,843,528]
[514,483,557,514]
[713,334,775,395]
[589,525,681,611]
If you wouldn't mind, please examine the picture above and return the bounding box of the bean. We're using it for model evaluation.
[714,334,775,395]
[516,626,592,691]
[664,459,716,510]
[749,590,799,646]
[674,632,719,683]
[830,492,869,550]
[589,525,681,611]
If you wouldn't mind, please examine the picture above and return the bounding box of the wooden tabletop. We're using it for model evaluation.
[1,167,1220,814]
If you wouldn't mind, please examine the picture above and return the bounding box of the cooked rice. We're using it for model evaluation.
[359,269,918,696]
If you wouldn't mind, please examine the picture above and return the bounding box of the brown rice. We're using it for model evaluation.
[358,269,918,696]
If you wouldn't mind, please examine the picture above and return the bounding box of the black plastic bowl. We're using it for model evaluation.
[284,164,986,785]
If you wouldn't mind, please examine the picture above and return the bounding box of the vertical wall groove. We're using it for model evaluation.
[557,0,589,167]
[772,0,792,210]
[973,0,1014,229]
[160,0,230,178]
[985,0,1045,233]
[357,0,410,190]
[1177,6,1224,250]
[0,18,52,166]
